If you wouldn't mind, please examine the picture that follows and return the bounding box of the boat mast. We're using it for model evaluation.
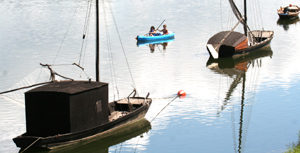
[96,0,100,82]
[243,0,247,36]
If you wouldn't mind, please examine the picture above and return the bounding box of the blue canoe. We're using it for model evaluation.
[136,32,175,43]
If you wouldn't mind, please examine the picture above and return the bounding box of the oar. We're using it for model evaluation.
[156,19,166,31]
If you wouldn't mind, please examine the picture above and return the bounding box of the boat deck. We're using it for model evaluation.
[250,30,274,38]
[109,111,129,121]
[116,98,148,105]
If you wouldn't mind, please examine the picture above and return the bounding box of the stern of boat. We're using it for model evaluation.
[13,134,49,151]
[249,30,274,45]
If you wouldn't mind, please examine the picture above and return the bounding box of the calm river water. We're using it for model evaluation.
[1,0,300,153]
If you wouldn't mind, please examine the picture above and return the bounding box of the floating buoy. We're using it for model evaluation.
[177,90,186,98]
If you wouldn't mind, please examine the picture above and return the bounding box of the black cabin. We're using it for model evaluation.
[24,81,109,137]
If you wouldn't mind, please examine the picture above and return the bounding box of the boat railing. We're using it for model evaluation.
[127,89,137,98]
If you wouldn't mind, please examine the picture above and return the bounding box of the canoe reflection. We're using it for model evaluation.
[25,119,151,153]
[148,42,168,53]
[137,39,174,53]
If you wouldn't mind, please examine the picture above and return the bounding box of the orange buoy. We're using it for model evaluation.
[177,90,186,97]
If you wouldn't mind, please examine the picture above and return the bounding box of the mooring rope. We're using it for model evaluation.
[19,137,42,153]
[150,95,178,123]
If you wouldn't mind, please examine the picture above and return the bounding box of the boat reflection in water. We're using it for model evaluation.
[137,39,174,53]
[206,47,273,153]
[277,17,300,31]
[26,119,151,153]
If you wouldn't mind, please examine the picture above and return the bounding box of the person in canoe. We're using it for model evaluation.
[149,26,161,36]
[159,24,169,35]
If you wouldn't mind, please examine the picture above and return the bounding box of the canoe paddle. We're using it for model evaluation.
[156,19,166,30]
[136,19,166,39]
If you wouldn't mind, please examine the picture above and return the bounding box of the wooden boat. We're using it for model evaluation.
[13,83,151,150]
[12,0,152,151]
[278,5,300,19]
[206,0,274,59]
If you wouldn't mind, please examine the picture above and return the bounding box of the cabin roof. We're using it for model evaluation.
[207,31,247,48]
[26,81,108,95]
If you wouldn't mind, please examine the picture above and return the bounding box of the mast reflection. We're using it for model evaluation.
[206,47,273,153]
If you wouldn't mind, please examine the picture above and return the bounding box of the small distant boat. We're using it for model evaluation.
[136,32,175,43]
[278,4,300,19]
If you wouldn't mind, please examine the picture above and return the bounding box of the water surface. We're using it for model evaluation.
[1,0,300,153]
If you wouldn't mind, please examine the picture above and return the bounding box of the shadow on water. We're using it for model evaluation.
[206,47,273,153]
[277,17,300,31]
[23,119,151,153]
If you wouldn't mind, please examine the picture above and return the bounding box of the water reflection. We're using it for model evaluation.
[24,119,151,153]
[207,48,273,112]
[148,43,169,53]
[136,39,174,53]
[206,48,273,153]
[277,17,300,31]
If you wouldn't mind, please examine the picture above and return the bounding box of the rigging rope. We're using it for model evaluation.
[254,0,264,29]
[79,0,93,66]
[0,82,51,95]
[220,0,223,30]
[52,5,80,65]
[102,0,120,100]
[107,1,137,92]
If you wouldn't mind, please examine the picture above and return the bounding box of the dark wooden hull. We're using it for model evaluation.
[278,13,299,19]
[13,97,151,150]
[52,118,151,153]
[207,46,273,70]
